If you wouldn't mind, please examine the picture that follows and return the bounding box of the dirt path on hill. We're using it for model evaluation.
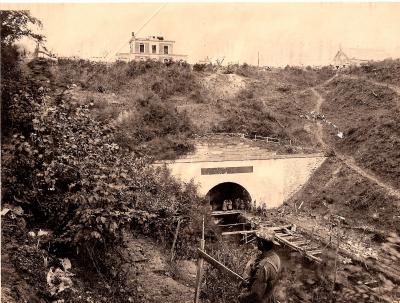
[342,74,400,107]
[309,77,400,201]
[310,88,327,148]
[337,154,400,200]
[125,235,196,303]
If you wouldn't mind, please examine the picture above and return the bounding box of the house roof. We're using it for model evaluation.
[339,47,390,62]
[129,36,175,43]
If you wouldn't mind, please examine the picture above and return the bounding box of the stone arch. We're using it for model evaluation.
[206,182,252,211]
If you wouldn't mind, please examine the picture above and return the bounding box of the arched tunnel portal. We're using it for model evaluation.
[206,182,252,211]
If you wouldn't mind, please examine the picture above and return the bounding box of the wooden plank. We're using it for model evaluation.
[275,233,291,237]
[197,248,245,282]
[262,225,293,231]
[218,222,249,227]
[170,219,182,262]
[211,210,244,216]
[276,235,295,240]
[222,230,257,236]
[308,250,322,255]
[222,225,293,236]
[291,240,308,246]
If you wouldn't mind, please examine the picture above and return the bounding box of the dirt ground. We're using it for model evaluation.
[123,234,197,303]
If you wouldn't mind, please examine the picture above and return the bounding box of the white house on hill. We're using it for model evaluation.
[333,47,390,67]
[116,32,187,63]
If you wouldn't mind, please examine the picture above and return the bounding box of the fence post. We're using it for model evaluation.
[194,216,205,303]
[330,216,343,303]
[170,219,182,263]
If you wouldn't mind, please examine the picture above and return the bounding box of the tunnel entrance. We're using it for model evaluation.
[206,182,252,211]
[207,182,252,229]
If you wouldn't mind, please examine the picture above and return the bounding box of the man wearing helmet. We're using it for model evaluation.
[238,229,281,303]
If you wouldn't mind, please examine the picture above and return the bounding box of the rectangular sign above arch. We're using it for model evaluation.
[201,166,253,175]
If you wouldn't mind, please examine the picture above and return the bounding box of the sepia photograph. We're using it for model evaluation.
[1,2,400,302]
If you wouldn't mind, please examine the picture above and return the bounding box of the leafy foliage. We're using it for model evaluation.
[115,93,196,159]
[1,57,204,301]
[213,97,286,138]
[0,10,44,46]
[1,11,43,139]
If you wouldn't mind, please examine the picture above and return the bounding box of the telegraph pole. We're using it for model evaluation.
[258,51,260,67]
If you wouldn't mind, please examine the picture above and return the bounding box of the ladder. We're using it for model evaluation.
[221,225,323,263]
[273,225,323,263]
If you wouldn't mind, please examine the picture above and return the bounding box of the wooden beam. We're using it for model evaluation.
[263,225,293,231]
[197,248,245,282]
[222,230,257,236]
[211,210,244,216]
[291,240,308,246]
[308,250,322,255]
[221,225,293,236]
[218,222,250,227]
[170,219,182,262]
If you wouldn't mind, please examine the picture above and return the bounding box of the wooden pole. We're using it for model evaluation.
[170,219,182,263]
[330,217,342,303]
[197,248,245,282]
[194,216,205,303]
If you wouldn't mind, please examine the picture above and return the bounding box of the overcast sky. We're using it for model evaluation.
[4,3,400,66]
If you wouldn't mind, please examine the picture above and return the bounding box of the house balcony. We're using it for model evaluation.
[116,52,187,62]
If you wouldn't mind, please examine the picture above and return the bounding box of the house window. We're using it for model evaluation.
[139,43,144,53]
[152,45,157,54]
[164,45,169,54]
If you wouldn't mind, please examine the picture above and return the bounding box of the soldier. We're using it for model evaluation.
[261,203,267,217]
[239,229,281,303]
[222,200,228,211]
[227,199,233,210]
[240,199,246,210]
[234,198,241,210]
[253,200,257,212]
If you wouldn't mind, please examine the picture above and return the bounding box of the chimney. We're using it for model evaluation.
[132,32,135,37]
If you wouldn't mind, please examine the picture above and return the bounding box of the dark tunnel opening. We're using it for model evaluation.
[206,182,252,211]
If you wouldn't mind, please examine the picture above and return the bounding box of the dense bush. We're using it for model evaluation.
[1,56,204,301]
[55,59,198,99]
[345,58,400,85]
[114,92,196,159]
[213,98,286,138]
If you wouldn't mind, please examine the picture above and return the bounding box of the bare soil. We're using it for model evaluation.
[124,234,196,303]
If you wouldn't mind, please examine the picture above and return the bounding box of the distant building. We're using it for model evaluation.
[333,47,390,67]
[116,32,187,62]
[198,56,212,64]
[33,42,57,61]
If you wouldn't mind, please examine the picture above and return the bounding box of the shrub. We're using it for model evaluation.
[193,63,207,72]
[1,58,203,301]
[213,98,286,138]
[115,93,196,159]
[202,243,253,302]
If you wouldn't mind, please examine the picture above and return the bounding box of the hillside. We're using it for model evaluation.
[2,53,400,303]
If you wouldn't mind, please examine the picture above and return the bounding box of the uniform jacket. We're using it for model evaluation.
[239,250,281,303]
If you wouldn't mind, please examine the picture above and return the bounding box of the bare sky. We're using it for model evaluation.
[4,3,400,66]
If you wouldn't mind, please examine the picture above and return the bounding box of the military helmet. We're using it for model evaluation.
[255,228,280,245]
